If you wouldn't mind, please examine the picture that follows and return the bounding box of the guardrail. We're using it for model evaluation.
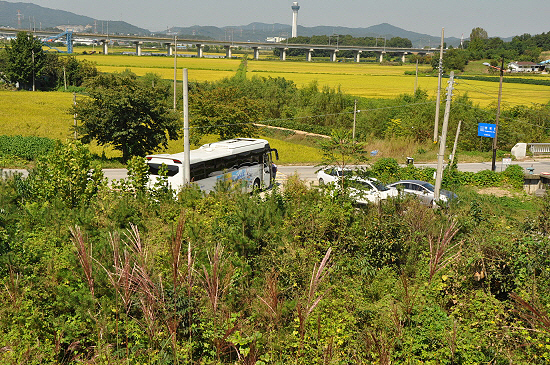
[529,143,550,155]
[511,143,550,158]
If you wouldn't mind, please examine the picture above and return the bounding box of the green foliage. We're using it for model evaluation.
[318,129,368,186]
[0,144,548,364]
[74,71,181,162]
[22,140,106,207]
[0,31,46,90]
[0,135,56,161]
[126,156,149,193]
[41,54,99,90]
[189,84,260,142]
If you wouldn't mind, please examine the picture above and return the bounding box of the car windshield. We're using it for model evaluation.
[335,169,353,177]
[371,180,390,191]
[420,182,435,192]
[347,179,373,190]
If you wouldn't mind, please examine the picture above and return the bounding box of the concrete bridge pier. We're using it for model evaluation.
[253,47,260,60]
[306,49,313,62]
[330,49,338,62]
[196,44,204,58]
[401,52,408,63]
[279,48,287,61]
[224,45,232,58]
[134,41,142,56]
[379,51,386,63]
[100,40,108,55]
[354,50,362,63]
[165,43,173,56]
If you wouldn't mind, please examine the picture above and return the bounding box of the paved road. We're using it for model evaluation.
[278,160,550,183]
[3,160,550,183]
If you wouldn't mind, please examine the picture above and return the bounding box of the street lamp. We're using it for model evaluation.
[483,59,504,171]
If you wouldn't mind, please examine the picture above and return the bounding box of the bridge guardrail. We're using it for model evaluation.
[529,143,550,155]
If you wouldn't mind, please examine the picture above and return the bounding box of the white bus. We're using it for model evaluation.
[146,138,279,193]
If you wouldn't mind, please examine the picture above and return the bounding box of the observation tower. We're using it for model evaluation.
[291,2,300,38]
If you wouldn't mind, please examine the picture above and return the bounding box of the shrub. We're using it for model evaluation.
[21,140,106,207]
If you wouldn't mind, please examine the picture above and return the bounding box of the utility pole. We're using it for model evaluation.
[31,47,35,91]
[450,120,461,166]
[73,93,78,140]
[352,99,357,140]
[491,58,504,172]
[414,59,418,93]
[434,71,454,203]
[183,68,190,186]
[433,28,444,143]
[173,35,177,110]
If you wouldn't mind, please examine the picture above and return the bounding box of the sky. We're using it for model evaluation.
[9,0,550,39]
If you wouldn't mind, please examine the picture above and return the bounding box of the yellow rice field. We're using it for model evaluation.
[71,52,549,107]
[0,90,322,162]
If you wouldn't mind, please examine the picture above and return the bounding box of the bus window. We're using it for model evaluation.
[148,163,179,177]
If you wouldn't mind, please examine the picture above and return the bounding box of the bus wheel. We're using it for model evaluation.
[319,178,324,186]
[252,178,261,191]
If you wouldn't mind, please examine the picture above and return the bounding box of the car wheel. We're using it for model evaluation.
[319,178,324,186]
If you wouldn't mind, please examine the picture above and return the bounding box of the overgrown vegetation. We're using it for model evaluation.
[0,141,548,364]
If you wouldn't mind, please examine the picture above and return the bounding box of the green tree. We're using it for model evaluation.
[24,140,106,207]
[317,129,368,186]
[0,31,46,90]
[432,48,469,71]
[73,71,180,162]
[189,84,260,143]
[468,27,488,59]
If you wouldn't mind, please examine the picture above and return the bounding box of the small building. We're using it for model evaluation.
[508,61,545,73]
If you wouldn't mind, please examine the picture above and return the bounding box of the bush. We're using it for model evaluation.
[21,140,106,207]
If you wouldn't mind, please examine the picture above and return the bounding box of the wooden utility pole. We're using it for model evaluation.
[433,28,444,143]
[434,71,454,202]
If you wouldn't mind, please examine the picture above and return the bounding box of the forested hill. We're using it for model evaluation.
[0,1,149,35]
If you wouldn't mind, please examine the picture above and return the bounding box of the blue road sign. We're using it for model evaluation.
[478,123,496,138]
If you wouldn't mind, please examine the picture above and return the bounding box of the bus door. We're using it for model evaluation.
[263,148,279,185]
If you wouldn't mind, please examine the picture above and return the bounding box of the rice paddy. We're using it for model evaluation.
[69,52,550,108]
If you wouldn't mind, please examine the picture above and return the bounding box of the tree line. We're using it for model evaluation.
[0,32,97,91]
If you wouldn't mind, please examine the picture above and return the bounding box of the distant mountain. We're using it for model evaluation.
[164,22,462,48]
[0,1,462,46]
[0,1,149,35]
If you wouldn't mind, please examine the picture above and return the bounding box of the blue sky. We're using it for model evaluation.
[9,0,550,38]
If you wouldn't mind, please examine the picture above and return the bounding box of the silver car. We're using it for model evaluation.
[387,180,457,207]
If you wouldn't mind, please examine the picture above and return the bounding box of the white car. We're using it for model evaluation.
[316,167,353,185]
[316,168,398,204]
[386,180,457,207]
